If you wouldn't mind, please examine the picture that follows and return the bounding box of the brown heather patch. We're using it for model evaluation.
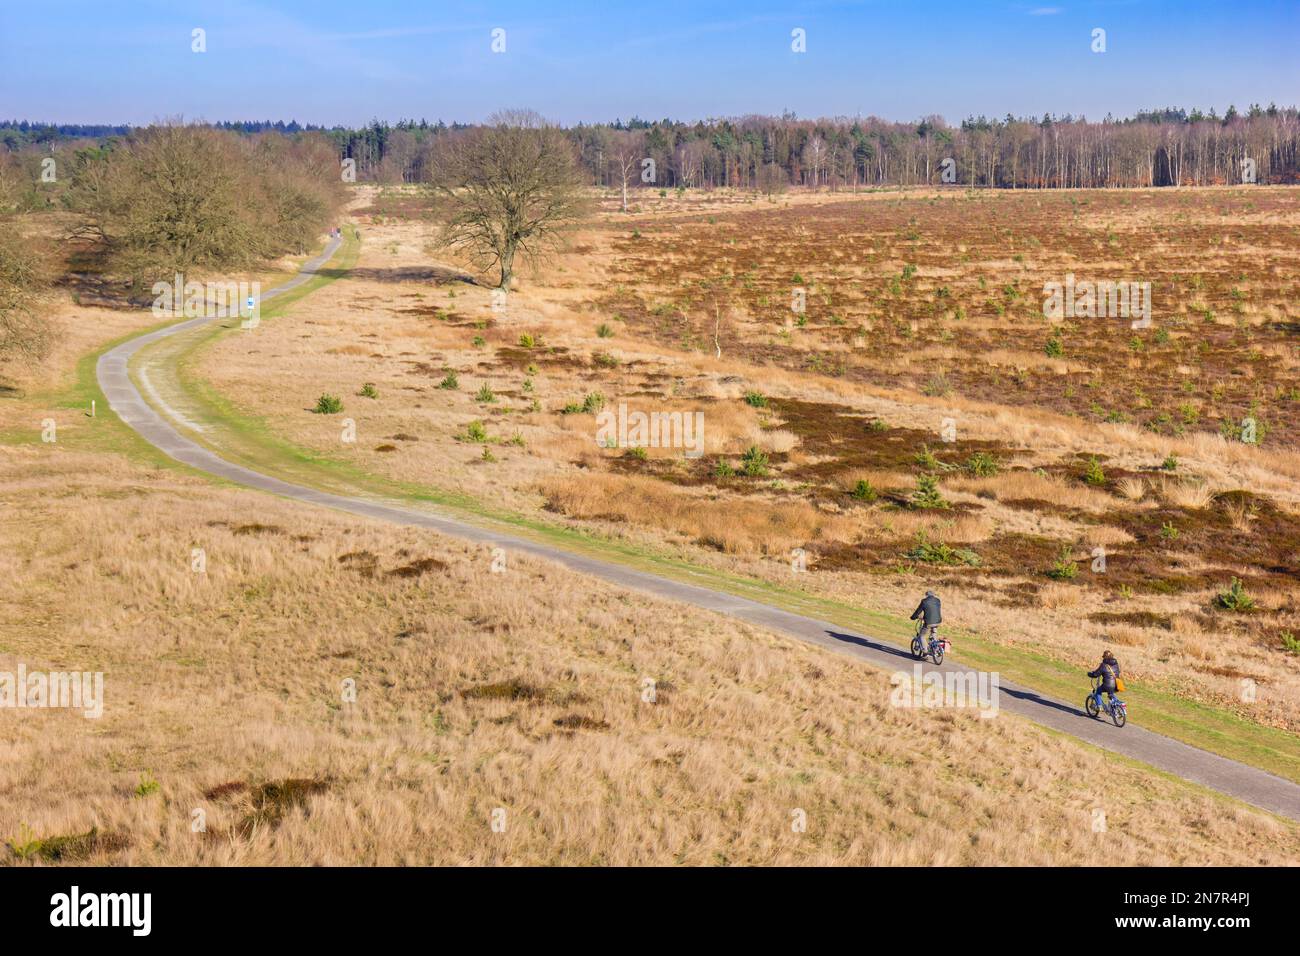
[204,781,249,801]
[553,714,611,732]
[8,826,131,863]
[601,189,1300,445]
[234,523,285,536]
[387,557,449,578]
[231,778,333,840]
[461,679,550,702]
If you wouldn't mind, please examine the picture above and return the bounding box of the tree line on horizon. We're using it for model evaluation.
[8,105,1298,191]
[571,105,1300,192]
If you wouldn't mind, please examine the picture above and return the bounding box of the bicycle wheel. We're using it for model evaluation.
[931,645,944,666]
[1085,694,1100,718]
[1112,703,1126,728]
[911,637,924,658]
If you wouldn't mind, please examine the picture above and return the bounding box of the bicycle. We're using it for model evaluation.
[1085,677,1127,727]
[910,622,949,665]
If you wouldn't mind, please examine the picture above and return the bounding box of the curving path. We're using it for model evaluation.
[97,236,1300,823]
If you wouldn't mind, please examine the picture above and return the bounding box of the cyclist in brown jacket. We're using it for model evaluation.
[1088,649,1122,712]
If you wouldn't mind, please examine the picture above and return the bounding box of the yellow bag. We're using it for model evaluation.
[1115,677,1127,693]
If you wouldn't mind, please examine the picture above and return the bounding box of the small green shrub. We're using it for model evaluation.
[1083,456,1106,486]
[6,823,41,861]
[1215,578,1255,612]
[134,772,160,798]
[475,383,496,403]
[922,374,951,397]
[906,531,980,566]
[438,371,459,390]
[915,445,948,472]
[741,446,769,477]
[358,382,378,399]
[911,473,949,509]
[966,452,999,477]
[1046,546,1078,581]
[850,479,877,502]
[314,394,343,414]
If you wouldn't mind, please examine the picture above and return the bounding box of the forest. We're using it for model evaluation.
[3,105,1299,194]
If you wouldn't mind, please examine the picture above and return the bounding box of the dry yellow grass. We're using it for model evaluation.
[539,471,863,555]
[0,442,1295,865]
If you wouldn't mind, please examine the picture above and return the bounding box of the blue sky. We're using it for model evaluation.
[2,1,1296,126]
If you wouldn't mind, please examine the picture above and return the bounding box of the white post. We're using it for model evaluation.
[91,400,96,418]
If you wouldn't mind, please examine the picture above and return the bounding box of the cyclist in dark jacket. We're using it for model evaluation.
[910,591,942,645]
[1088,650,1122,712]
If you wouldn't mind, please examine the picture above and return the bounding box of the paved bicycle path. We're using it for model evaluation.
[96,236,1300,823]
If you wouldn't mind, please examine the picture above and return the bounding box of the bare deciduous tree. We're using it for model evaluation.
[427,110,589,290]
[801,135,827,189]
[675,140,707,188]
[0,156,51,367]
[608,130,644,212]
[757,161,788,197]
[0,157,18,216]
[0,230,50,366]
[65,123,345,289]
[694,272,740,360]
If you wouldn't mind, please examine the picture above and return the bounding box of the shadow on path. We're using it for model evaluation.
[826,629,916,664]
[1001,684,1086,718]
